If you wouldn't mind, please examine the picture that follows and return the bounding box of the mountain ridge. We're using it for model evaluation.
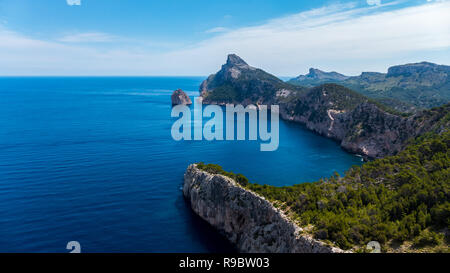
[288,61,450,109]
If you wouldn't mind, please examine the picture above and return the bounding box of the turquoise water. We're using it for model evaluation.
[0,77,362,253]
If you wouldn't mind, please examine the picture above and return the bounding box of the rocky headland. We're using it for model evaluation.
[183,164,345,253]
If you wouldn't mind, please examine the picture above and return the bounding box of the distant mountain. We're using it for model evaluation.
[200,54,305,105]
[288,68,349,87]
[289,62,450,109]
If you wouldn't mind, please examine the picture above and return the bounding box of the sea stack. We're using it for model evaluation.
[171,89,192,105]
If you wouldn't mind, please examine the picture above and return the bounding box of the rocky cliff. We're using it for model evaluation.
[280,84,449,158]
[183,164,345,253]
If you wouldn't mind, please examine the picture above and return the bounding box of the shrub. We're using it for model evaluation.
[413,230,444,247]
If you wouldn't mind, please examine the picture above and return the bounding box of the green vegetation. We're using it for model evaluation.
[197,162,249,187]
[413,229,445,248]
[367,98,412,117]
[307,83,368,111]
[414,103,450,128]
[289,63,450,110]
[342,81,450,110]
[204,68,306,103]
[293,84,410,120]
[197,132,450,252]
[204,83,239,103]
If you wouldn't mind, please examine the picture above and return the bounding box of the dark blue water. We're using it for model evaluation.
[0,77,362,253]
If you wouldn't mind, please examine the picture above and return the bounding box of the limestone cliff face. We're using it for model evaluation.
[278,84,411,158]
[280,99,408,159]
[183,164,345,253]
[280,87,449,159]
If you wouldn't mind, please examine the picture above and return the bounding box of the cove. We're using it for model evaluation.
[0,76,362,252]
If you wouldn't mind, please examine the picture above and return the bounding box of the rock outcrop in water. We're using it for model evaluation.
[183,164,345,253]
[171,89,192,105]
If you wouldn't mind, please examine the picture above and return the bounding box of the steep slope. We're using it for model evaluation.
[183,164,345,253]
[281,84,450,158]
[200,54,306,105]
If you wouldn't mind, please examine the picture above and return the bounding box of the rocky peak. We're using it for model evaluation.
[226,54,249,67]
[301,68,318,79]
[200,54,300,105]
[215,54,254,80]
[308,68,323,76]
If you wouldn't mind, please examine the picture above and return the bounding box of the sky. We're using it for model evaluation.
[0,0,449,76]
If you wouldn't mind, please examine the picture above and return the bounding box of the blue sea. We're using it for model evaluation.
[0,77,362,253]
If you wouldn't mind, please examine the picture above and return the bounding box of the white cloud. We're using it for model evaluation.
[367,0,381,5]
[58,32,115,43]
[205,27,229,34]
[161,1,450,75]
[66,0,81,6]
[0,1,449,75]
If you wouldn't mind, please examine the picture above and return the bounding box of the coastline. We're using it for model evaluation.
[198,99,372,160]
[183,164,346,253]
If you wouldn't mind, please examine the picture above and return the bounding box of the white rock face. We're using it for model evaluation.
[183,164,346,253]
